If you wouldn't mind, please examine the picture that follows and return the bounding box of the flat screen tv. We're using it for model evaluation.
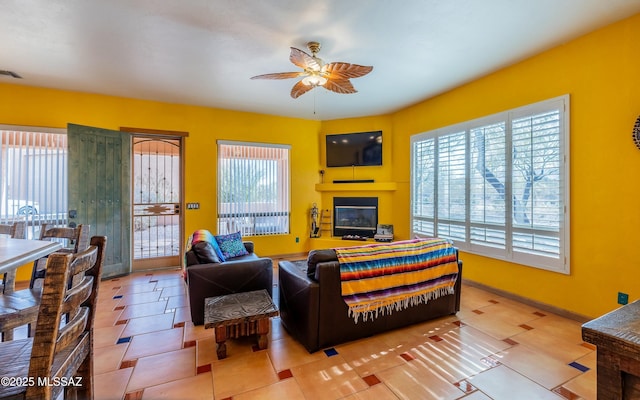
[325,131,382,167]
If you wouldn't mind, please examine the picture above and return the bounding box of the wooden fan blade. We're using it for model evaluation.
[324,63,373,80]
[323,78,357,94]
[251,72,303,80]
[290,80,315,98]
[290,47,321,71]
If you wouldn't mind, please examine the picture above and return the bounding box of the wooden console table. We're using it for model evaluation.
[582,300,640,399]
[204,290,278,359]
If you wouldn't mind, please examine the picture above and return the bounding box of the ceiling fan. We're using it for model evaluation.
[250,41,373,99]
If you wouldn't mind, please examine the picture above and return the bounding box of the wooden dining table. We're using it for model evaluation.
[0,237,62,275]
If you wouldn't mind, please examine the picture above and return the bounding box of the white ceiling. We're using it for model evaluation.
[3,0,640,121]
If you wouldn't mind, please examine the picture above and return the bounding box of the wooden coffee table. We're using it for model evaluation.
[204,289,279,359]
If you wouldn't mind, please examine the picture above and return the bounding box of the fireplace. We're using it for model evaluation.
[333,197,378,238]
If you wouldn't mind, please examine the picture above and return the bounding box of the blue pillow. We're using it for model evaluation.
[214,231,249,259]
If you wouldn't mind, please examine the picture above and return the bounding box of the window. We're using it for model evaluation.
[217,141,290,236]
[411,96,569,273]
[0,126,68,239]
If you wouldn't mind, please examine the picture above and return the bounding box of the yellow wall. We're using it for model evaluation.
[2,12,640,318]
[327,13,640,318]
[315,116,397,240]
[0,84,322,279]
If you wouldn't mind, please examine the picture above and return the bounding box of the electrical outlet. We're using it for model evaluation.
[618,292,629,305]
[295,236,299,243]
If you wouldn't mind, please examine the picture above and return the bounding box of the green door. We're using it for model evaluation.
[67,123,131,278]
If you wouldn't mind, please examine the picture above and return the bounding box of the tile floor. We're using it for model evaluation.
[89,264,596,400]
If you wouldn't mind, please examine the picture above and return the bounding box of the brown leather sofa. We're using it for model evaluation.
[278,248,462,353]
[185,241,273,325]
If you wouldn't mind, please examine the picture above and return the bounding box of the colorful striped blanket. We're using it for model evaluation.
[183,229,216,277]
[336,238,459,323]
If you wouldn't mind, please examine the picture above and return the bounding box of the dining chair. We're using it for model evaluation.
[0,221,26,295]
[30,223,91,289]
[0,224,90,341]
[0,236,106,400]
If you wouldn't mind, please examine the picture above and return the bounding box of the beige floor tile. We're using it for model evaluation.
[440,325,513,358]
[290,355,370,400]
[460,284,501,310]
[159,285,186,297]
[408,335,493,383]
[118,299,168,320]
[94,343,128,375]
[268,336,327,371]
[511,325,592,364]
[96,296,121,313]
[341,383,401,400]
[225,333,265,356]
[115,282,158,294]
[173,306,191,325]
[232,378,306,400]
[337,335,406,376]
[166,295,188,309]
[183,322,215,343]
[141,371,214,399]
[123,327,185,361]
[92,273,596,399]
[561,368,596,400]
[126,347,196,392]
[116,290,162,306]
[152,271,183,284]
[196,337,217,367]
[376,359,465,400]
[494,344,582,390]
[94,367,133,400]
[469,365,564,399]
[575,349,597,369]
[114,274,155,285]
[93,308,123,329]
[460,305,530,340]
[210,351,279,399]
[269,317,288,341]
[121,312,175,337]
[94,324,126,348]
[477,301,541,324]
[377,315,458,349]
[462,391,493,399]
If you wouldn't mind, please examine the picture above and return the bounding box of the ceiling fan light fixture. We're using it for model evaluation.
[251,41,373,98]
[301,74,327,86]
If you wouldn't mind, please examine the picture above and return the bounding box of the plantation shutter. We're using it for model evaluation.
[411,137,435,236]
[410,95,569,273]
[511,109,563,262]
[470,121,507,251]
[436,131,466,241]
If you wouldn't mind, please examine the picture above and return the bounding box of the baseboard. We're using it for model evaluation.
[462,278,592,323]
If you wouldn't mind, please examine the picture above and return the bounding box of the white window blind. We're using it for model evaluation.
[410,95,569,273]
[0,126,68,239]
[217,141,290,236]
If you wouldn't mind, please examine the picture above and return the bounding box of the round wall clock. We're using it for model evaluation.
[634,115,640,150]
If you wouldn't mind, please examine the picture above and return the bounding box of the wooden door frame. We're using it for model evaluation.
[121,127,188,271]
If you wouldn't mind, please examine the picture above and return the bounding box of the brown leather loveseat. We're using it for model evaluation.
[278,245,462,353]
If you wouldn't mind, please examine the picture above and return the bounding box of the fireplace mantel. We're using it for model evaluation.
[315,182,397,192]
